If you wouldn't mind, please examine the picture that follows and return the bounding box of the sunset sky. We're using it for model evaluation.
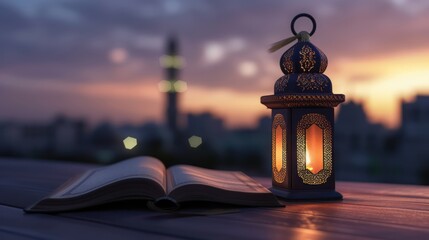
[1,0,429,129]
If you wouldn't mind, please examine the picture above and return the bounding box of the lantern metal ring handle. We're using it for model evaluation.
[291,13,316,36]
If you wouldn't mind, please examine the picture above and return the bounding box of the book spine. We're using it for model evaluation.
[147,196,180,211]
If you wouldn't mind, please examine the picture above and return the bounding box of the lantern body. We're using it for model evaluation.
[261,17,344,200]
[269,107,341,200]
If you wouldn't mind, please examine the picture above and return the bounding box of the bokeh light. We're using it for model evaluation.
[123,136,137,150]
[173,80,187,92]
[188,135,202,148]
[158,80,172,92]
[109,48,128,64]
[158,80,187,93]
[238,61,258,77]
[203,42,225,64]
[159,55,185,69]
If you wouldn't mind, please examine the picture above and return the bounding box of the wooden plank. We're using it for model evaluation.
[60,208,374,240]
[338,182,429,199]
[340,192,429,211]
[0,158,93,208]
[0,205,175,239]
[56,197,429,240]
[212,207,429,240]
[2,158,429,239]
[57,202,429,240]
[256,178,429,211]
[0,231,35,240]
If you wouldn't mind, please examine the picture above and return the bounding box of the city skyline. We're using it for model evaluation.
[1,1,429,128]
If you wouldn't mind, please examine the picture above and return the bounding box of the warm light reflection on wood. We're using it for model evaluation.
[275,125,283,172]
[306,124,323,174]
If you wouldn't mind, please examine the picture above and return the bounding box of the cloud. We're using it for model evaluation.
[202,38,246,65]
[1,0,428,86]
[203,42,226,64]
[1,0,429,126]
[238,61,258,77]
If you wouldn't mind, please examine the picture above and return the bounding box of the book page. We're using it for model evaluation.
[167,165,270,194]
[51,156,166,198]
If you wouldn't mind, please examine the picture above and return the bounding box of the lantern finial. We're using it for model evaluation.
[268,13,316,53]
[290,13,316,36]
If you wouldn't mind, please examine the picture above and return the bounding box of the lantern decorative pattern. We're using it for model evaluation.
[296,113,332,185]
[261,13,345,200]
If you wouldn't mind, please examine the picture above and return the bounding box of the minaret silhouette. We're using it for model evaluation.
[160,36,185,137]
[166,37,178,133]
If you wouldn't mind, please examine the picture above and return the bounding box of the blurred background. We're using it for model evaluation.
[1,0,429,185]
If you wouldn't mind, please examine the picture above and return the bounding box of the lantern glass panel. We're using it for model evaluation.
[297,113,333,185]
[272,114,286,183]
[275,125,283,172]
[305,124,323,174]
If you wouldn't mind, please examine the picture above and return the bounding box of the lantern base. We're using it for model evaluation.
[270,187,343,201]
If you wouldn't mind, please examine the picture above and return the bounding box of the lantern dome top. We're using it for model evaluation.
[261,13,345,108]
[279,40,327,75]
[271,14,332,95]
[274,38,332,94]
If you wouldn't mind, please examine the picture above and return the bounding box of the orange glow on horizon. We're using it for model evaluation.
[39,46,429,129]
[68,80,267,128]
[330,47,429,128]
[182,86,267,128]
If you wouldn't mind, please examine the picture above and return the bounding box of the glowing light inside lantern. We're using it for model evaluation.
[275,125,283,171]
[305,124,323,174]
[305,147,313,172]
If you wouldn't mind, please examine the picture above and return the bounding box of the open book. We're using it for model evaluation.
[26,156,282,212]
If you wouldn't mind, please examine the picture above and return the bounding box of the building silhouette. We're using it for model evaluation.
[335,101,389,182]
[186,112,225,151]
[2,34,429,184]
[397,95,429,184]
[0,116,86,159]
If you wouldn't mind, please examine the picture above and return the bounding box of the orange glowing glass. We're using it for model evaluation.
[305,124,323,174]
[275,125,283,171]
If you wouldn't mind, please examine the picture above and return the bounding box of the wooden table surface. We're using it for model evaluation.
[1,158,428,240]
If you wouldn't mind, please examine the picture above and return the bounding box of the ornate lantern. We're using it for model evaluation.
[261,13,345,200]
